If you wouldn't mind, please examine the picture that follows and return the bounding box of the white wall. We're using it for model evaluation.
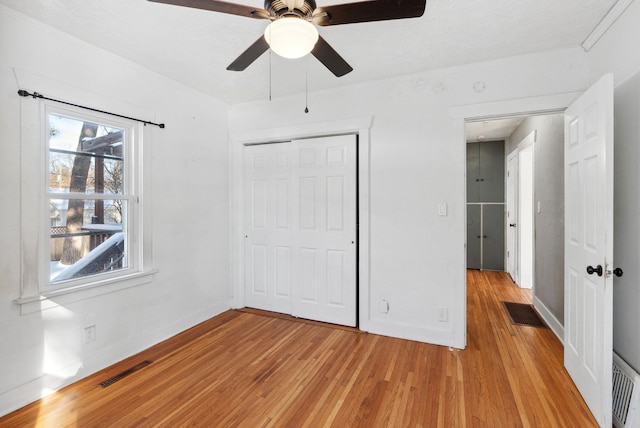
[587,0,640,374]
[0,7,231,415]
[229,47,590,349]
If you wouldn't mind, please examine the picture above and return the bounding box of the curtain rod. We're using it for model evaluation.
[17,89,165,129]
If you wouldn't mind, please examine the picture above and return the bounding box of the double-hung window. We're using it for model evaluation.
[43,106,142,293]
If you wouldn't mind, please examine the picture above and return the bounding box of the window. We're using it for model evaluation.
[17,96,154,313]
[43,106,143,292]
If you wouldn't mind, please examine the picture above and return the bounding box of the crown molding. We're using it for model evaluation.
[582,0,635,51]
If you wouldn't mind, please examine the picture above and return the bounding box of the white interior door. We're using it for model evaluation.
[506,151,519,283]
[244,142,294,315]
[243,135,357,327]
[564,73,613,427]
[291,135,357,326]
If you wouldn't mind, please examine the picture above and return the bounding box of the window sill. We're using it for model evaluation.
[15,269,158,315]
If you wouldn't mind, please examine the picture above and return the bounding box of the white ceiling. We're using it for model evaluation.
[466,117,525,143]
[0,0,617,105]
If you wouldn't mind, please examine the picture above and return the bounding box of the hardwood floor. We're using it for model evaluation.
[1,270,597,427]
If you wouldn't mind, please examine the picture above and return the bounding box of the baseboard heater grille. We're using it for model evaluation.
[99,360,152,388]
[614,352,640,427]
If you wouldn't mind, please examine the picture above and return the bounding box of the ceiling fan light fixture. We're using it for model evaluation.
[264,17,319,59]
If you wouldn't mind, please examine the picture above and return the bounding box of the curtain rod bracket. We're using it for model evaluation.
[17,89,165,129]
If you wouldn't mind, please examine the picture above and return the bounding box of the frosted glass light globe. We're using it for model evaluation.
[264,18,319,59]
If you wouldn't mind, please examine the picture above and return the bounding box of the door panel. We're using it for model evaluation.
[327,176,346,231]
[466,143,480,203]
[483,204,505,271]
[466,204,481,269]
[327,250,346,305]
[275,246,291,297]
[300,248,318,302]
[479,141,505,202]
[564,73,613,427]
[292,136,356,326]
[244,143,293,314]
[250,244,268,294]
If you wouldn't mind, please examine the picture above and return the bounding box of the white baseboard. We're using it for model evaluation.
[0,301,230,417]
[367,319,457,348]
[533,295,564,344]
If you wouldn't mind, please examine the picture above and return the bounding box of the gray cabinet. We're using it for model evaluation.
[482,204,505,271]
[467,141,505,270]
[467,141,505,203]
[467,205,482,270]
[467,204,505,271]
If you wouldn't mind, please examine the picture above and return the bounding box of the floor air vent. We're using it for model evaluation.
[99,360,152,388]
[614,352,640,427]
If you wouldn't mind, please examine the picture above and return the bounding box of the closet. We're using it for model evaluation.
[466,141,505,270]
[243,135,357,327]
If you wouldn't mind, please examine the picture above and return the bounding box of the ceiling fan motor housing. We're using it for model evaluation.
[266,0,317,19]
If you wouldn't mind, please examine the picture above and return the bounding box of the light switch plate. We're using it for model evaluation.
[438,203,447,216]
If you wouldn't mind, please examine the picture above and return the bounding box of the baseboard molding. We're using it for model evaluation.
[0,301,230,417]
[533,295,564,344]
[367,319,457,348]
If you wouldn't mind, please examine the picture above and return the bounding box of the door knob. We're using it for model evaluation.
[614,268,623,277]
[586,265,603,277]
[509,223,516,227]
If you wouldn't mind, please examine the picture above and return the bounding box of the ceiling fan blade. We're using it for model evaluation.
[148,0,270,20]
[313,0,426,26]
[227,36,270,71]
[311,36,353,77]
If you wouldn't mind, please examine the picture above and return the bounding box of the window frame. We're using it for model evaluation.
[17,99,155,314]
[44,106,138,292]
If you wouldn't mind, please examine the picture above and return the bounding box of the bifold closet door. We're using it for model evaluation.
[244,135,357,327]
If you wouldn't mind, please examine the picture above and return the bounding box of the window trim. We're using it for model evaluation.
[17,98,155,313]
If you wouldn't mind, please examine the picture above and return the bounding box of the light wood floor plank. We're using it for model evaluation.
[0,270,597,427]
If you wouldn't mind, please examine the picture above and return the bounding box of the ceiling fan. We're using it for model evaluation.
[148,0,426,77]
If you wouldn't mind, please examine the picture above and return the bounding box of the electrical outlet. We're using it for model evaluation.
[438,308,448,322]
[84,325,96,344]
[379,300,389,314]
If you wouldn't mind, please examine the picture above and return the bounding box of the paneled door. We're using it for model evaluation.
[564,73,613,427]
[244,135,357,327]
[291,136,357,326]
[244,142,294,315]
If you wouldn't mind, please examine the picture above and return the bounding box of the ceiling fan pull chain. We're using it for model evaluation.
[269,28,272,102]
[305,63,309,113]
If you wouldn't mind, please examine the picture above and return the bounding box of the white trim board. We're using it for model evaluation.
[582,0,635,51]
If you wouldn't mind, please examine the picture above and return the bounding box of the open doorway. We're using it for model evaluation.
[465,113,564,317]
